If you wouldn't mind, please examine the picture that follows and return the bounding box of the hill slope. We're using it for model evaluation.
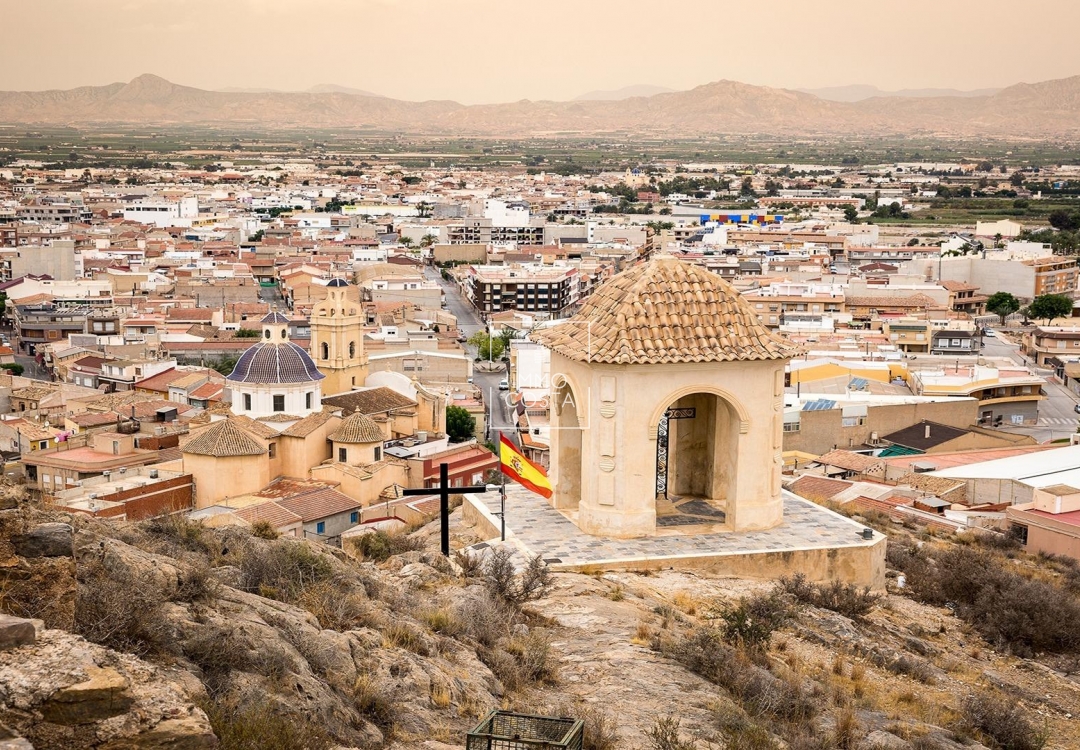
[2,73,1079,136]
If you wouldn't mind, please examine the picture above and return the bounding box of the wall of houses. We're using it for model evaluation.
[783,398,978,455]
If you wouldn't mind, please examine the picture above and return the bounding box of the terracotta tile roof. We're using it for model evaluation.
[531,256,800,365]
[230,414,282,439]
[279,410,335,438]
[789,475,853,502]
[69,412,120,428]
[182,419,266,457]
[276,487,360,522]
[816,449,882,473]
[328,411,384,444]
[188,382,223,400]
[233,501,302,528]
[133,368,184,392]
[897,473,966,497]
[322,387,417,415]
[12,386,55,401]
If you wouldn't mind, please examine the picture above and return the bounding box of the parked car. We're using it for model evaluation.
[498,378,509,391]
[1073,403,1080,414]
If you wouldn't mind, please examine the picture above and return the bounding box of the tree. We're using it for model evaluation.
[468,331,505,360]
[1010,171,1026,188]
[843,207,859,223]
[419,233,438,247]
[233,328,261,338]
[986,292,1020,324]
[0,364,23,376]
[446,405,476,443]
[1028,293,1074,323]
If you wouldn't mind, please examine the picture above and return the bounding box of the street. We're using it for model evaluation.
[982,332,1080,443]
[424,266,518,443]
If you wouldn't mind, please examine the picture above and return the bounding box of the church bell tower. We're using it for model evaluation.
[309,278,368,395]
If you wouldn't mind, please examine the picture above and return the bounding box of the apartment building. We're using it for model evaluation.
[463,265,579,318]
[911,363,1045,426]
[1022,327,1080,367]
[742,282,845,329]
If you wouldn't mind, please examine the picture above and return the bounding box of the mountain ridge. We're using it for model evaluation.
[1,73,1079,136]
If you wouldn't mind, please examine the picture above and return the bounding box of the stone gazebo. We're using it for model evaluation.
[532,256,800,539]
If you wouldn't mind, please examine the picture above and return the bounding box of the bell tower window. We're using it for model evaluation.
[321,342,329,360]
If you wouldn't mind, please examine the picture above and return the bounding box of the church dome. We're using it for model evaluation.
[326,277,350,287]
[532,256,800,365]
[327,411,384,443]
[227,341,325,384]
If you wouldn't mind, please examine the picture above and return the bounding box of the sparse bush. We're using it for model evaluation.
[960,691,1049,750]
[382,621,429,655]
[299,579,371,631]
[505,629,558,684]
[353,672,399,729]
[144,513,213,555]
[483,547,552,605]
[250,520,279,540]
[453,548,484,577]
[890,546,1080,655]
[577,704,620,750]
[237,539,336,603]
[713,709,780,750]
[646,716,697,750]
[175,561,217,602]
[780,574,880,621]
[347,529,423,562]
[183,625,254,679]
[74,559,170,655]
[719,589,795,650]
[421,606,465,636]
[662,626,815,722]
[201,697,333,750]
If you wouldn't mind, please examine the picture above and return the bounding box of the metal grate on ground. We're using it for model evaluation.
[467,710,583,750]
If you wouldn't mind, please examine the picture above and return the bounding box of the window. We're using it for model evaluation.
[316,521,325,535]
[374,446,381,461]
[1009,523,1029,545]
[268,442,276,458]
[305,392,313,410]
[321,342,329,360]
[264,329,271,340]
[243,393,252,411]
[273,394,285,412]
[338,447,347,462]
[350,511,359,524]
[348,341,356,358]
[841,416,866,427]
[783,422,800,432]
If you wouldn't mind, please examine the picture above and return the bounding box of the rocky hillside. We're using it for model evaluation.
[4,73,1080,136]
[1,485,1079,750]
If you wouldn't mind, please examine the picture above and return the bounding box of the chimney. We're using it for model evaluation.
[924,424,931,440]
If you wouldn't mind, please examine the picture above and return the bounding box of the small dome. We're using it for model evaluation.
[227,342,325,384]
[326,278,350,287]
[328,411,384,444]
[261,311,291,325]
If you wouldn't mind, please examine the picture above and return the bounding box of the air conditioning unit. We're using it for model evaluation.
[149,469,158,479]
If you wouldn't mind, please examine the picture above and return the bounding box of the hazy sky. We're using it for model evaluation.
[4,0,1080,103]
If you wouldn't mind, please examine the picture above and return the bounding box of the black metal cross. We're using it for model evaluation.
[402,462,488,556]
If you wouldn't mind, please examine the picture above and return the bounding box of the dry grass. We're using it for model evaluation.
[672,591,699,616]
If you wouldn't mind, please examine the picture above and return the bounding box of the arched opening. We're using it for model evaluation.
[349,341,356,358]
[320,342,329,360]
[655,391,739,529]
[551,379,582,511]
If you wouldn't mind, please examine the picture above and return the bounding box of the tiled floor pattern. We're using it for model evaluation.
[472,486,879,566]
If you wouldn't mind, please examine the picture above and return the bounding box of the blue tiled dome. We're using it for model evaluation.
[327,278,350,287]
[227,342,325,384]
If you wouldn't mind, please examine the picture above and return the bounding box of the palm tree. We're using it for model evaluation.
[419,234,438,248]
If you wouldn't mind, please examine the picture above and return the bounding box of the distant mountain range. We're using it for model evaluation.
[574,84,676,101]
[798,84,1003,102]
[2,73,1079,137]
[218,83,384,97]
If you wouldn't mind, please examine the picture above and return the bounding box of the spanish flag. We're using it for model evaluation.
[500,434,553,499]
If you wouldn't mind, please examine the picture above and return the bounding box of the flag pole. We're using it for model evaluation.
[498,430,506,541]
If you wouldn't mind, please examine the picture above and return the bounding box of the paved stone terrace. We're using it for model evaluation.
[472,486,879,567]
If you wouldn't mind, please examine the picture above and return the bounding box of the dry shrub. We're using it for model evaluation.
[421,606,465,636]
[453,548,484,578]
[299,578,370,631]
[483,547,552,605]
[890,545,1080,656]
[143,513,214,556]
[780,574,880,621]
[250,520,279,540]
[960,691,1049,750]
[646,716,697,750]
[353,672,398,730]
[382,621,429,654]
[201,697,333,750]
[347,529,423,562]
[505,629,558,685]
[455,591,514,648]
[236,539,336,603]
[74,558,170,656]
[661,626,815,723]
[718,589,795,651]
[712,707,780,750]
[575,704,620,750]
